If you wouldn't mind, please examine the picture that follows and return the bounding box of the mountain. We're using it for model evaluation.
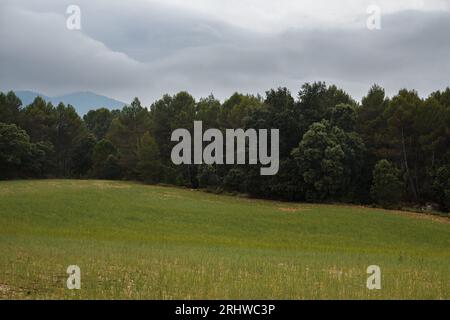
[14,91,126,115]
[14,91,50,106]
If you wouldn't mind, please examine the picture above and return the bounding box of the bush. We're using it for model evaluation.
[197,165,219,188]
[92,139,121,179]
[101,154,122,180]
[0,122,53,178]
[371,159,403,208]
[433,165,450,212]
[223,168,246,192]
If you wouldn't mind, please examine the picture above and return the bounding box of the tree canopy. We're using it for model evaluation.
[1,82,449,211]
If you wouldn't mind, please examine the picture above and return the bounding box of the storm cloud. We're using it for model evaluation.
[1,0,449,104]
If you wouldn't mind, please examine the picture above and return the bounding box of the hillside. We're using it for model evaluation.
[0,180,448,299]
[14,91,126,115]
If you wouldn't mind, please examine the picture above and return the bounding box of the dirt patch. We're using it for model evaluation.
[278,207,307,213]
[389,210,450,225]
[0,283,11,294]
[201,199,225,205]
[91,181,132,189]
[159,192,184,200]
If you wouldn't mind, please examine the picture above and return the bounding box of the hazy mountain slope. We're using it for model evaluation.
[15,91,126,115]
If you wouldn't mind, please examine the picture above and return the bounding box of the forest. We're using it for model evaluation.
[1,82,449,211]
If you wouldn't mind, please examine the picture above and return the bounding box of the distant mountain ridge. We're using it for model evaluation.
[14,90,127,115]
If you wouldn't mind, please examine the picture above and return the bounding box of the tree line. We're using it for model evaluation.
[0,82,449,211]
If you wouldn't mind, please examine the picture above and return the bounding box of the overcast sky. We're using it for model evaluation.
[1,0,449,105]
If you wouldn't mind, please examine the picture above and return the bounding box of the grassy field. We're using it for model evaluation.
[0,179,449,299]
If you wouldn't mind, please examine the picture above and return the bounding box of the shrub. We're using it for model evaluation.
[371,159,403,208]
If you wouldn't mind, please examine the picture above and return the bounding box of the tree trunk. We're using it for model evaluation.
[401,128,417,200]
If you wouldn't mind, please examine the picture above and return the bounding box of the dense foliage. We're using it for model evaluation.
[1,83,449,211]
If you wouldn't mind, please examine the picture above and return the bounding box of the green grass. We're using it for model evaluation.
[0,179,449,299]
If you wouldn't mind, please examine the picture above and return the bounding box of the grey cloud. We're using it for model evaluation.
[1,1,449,105]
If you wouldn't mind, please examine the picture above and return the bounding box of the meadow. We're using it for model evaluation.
[0,180,449,299]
